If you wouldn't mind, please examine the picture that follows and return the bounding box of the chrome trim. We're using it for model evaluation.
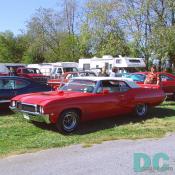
[165,93,174,96]
[0,100,11,103]
[9,106,50,124]
[10,106,40,115]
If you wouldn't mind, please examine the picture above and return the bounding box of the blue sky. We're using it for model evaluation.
[0,0,61,35]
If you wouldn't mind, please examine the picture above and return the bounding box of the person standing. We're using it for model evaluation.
[109,67,118,77]
[99,67,108,77]
[9,67,17,76]
[144,65,160,85]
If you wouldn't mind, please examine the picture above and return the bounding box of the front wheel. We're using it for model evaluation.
[56,110,80,134]
[135,104,148,117]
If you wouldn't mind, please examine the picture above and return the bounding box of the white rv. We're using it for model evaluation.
[113,56,146,68]
[79,55,113,70]
[79,55,146,74]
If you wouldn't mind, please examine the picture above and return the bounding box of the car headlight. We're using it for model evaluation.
[11,100,16,107]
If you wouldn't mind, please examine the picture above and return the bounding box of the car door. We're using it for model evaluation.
[0,78,16,104]
[160,74,175,95]
[87,80,128,120]
[117,81,134,113]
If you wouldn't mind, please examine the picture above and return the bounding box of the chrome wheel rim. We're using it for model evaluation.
[63,112,77,131]
[136,104,146,116]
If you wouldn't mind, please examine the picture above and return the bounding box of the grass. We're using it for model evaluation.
[0,101,175,157]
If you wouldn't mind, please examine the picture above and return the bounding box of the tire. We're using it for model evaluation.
[56,110,80,134]
[135,104,148,117]
[173,93,175,101]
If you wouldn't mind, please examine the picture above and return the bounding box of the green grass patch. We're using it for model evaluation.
[0,101,175,157]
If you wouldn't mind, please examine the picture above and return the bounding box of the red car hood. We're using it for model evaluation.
[13,91,91,105]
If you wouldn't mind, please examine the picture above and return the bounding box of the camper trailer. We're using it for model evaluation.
[113,56,146,73]
[79,55,113,70]
[79,55,113,75]
[79,55,146,74]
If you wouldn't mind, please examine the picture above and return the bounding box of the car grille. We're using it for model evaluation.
[16,102,37,113]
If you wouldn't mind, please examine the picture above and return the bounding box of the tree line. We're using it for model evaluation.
[0,0,175,70]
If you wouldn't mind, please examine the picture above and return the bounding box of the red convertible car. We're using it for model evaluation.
[10,77,165,133]
[127,72,175,99]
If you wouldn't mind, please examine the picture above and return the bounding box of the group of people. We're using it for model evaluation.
[8,64,161,85]
[99,64,161,85]
[99,67,126,77]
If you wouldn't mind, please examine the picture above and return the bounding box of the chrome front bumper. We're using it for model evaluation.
[10,106,51,124]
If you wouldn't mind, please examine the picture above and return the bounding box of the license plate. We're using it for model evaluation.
[23,114,30,120]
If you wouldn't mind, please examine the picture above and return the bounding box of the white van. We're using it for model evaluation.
[27,64,53,76]
[27,62,79,77]
[51,66,78,78]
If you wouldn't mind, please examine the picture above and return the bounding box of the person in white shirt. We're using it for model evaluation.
[109,67,118,77]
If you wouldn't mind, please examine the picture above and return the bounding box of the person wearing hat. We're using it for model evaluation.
[144,65,160,85]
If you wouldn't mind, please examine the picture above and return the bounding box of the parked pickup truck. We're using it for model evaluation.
[16,67,49,84]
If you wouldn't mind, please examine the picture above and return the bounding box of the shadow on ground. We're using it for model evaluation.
[31,106,175,135]
[0,109,14,116]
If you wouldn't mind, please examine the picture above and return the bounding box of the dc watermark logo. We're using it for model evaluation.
[133,153,173,172]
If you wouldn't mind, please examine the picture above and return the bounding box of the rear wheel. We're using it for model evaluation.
[135,104,148,117]
[56,110,80,134]
[173,93,175,101]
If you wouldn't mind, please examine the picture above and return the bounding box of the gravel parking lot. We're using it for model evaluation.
[0,134,175,175]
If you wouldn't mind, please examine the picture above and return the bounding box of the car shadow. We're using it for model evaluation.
[74,107,175,135]
[31,107,175,135]
[0,109,14,116]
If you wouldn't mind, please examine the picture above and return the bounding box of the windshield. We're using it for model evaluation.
[23,68,41,74]
[60,79,96,93]
[63,67,78,72]
[127,74,146,82]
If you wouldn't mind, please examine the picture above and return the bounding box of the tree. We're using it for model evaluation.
[0,31,28,63]
[80,0,129,57]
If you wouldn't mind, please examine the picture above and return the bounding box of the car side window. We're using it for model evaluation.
[73,67,78,72]
[0,79,15,89]
[66,73,78,79]
[97,80,130,93]
[89,73,96,77]
[14,80,30,89]
[57,68,62,74]
[0,79,30,90]
[118,81,130,92]
[160,74,173,81]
